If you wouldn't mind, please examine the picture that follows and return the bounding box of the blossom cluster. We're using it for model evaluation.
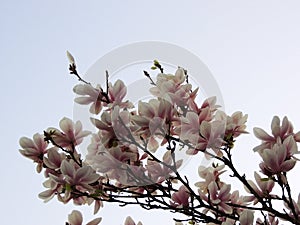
[19,56,300,225]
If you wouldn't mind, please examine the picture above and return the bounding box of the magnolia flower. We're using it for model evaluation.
[124,216,143,225]
[184,120,226,156]
[245,172,275,203]
[259,143,296,176]
[73,83,106,114]
[230,191,255,214]
[132,98,176,152]
[149,68,193,108]
[215,111,248,138]
[195,164,226,192]
[59,160,100,190]
[253,116,300,153]
[198,182,233,214]
[47,117,91,149]
[107,79,133,109]
[43,147,66,171]
[19,133,50,172]
[67,210,102,225]
[170,185,190,208]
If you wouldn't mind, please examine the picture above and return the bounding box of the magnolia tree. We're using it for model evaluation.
[19,52,300,225]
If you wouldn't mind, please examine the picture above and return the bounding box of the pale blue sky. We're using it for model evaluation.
[2,1,300,224]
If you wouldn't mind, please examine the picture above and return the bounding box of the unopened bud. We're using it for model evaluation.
[66,51,75,64]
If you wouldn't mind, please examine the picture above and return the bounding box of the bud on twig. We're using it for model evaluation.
[66,51,75,65]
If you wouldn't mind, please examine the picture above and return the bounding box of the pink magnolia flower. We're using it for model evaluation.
[230,190,255,214]
[245,172,275,202]
[67,210,102,225]
[19,133,51,172]
[183,118,226,156]
[124,216,143,225]
[149,68,193,108]
[39,177,62,202]
[91,107,138,149]
[132,99,177,152]
[195,164,226,193]
[47,117,91,149]
[41,160,100,203]
[59,160,100,190]
[170,185,190,208]
[107,79,133,109]
[73,83,106,114]
[190,96,220,118]
[215,111,248,138]
[259,143,297,176]
[198,182,233,214]
[43,148,65,169]
[253,116,300,153]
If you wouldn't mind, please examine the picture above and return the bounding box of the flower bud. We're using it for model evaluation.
[66,51,75,64]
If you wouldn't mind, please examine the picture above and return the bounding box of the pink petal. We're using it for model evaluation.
[86,217,102,225]
[68,210,83,225]
[253,127,273,141]
[271,116,280,137]
[124,216,136,225]
[61,160,75,178]
[239,210,254,225]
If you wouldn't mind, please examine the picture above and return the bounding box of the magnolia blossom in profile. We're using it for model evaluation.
[245,172,275,203]
[73,83,105,114]
[67,210,102,225]
[253,116,300,153]
[73,79,133,114]
[19,133,51,172]
[47,117,91,149]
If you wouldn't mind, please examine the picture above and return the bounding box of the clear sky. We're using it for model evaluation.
[2,0,300,224]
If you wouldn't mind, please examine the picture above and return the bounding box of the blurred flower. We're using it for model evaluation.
[239,210,254,225]
[170,185,190,208]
